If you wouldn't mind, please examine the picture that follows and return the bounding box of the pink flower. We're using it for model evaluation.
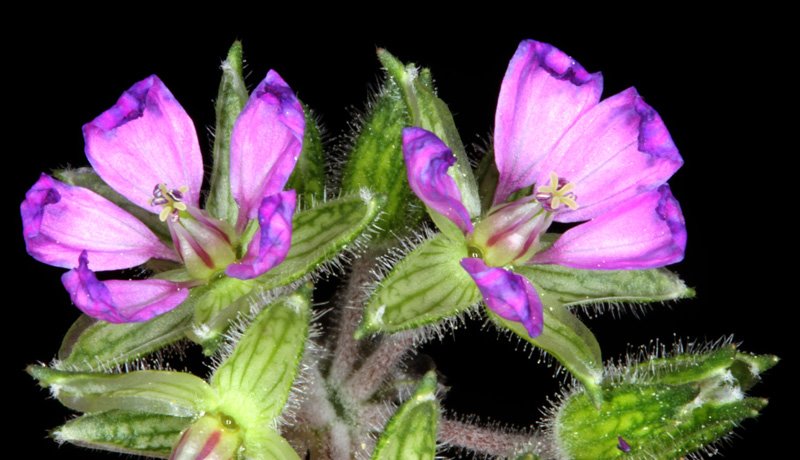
[402,39,686,337]
[21,72,304,323]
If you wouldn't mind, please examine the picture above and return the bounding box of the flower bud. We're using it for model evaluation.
[170,414,243,460]
[551,345,777,460]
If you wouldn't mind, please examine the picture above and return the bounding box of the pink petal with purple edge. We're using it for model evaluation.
[21,174,177,270]
[532,185,686,269]
[534,88,682,223]
[61,252,188,323]
[402,127,473,235]
[461,258,543,337]
[230,70,304,229]
[83,75,203,211]
[493,39,602,205]
[226,190,297,280]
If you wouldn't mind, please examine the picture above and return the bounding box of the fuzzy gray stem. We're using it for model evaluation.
[439,418,534,457]
[344,331,415,402]
[328,256,375,384]
[329,420,352,460]
[297,365,337,429]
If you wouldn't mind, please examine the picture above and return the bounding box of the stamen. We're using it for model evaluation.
[535,172,579,211]
[151,183,189,222]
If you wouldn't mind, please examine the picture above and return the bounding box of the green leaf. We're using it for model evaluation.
[54,167,170,241]
[29,366,214,417]
[372,371,439,460]
[211,287,311,429]
[357,233,480,338]
[489,304,603,403]
[57,300,193,372]
[257,192,384,289]
[517,265,694,308]
[207,40,249,225]
[340,76,422,239]
[287,106,325,202]
[54,410,191,458]
[378,49,480,221]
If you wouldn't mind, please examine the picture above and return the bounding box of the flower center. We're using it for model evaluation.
[534,172,578,211]
[151,183,189,222]
[150,182,238,280]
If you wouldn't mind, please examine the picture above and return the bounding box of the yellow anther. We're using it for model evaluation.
[535,172,579,211]
[152,183,189,222]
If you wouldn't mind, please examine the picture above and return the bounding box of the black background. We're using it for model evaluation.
[10,16,789,459]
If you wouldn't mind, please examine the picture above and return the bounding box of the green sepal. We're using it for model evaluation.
[623,344,779,391]
[28,366,214,417]
[377,49,481,224]
[211,286,311,430]
[516,264,694,309]
[627,345,738,386]
[57,300,193,372]
[54,410,191,458]
[489,304,603,403]
[258,192,383,288]
[186,276,257,353]
[54,167,170,241]
[357,233,480,338]
[372,371,439,460]
[514,454,541,460]
[287,106,325,202]
[474,147,499,215]
[340,75,422,239]
[207,40,249,225]
[244,429,302,460]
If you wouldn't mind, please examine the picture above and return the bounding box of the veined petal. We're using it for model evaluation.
[226,190,297,280]
[461,258,543,337]
[533,185,686,269]
[230,70,304,228]
[61,252,188,323]
[83,75,203,211]
[493,39,602,205]
[402,127,473,235]
[21,174,177,270]
[535,88,682,222]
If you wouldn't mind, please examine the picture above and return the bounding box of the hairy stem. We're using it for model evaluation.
[344,331,415,402]
[439,418,535,457]
[298,365,337,428]
[328,256,376,384]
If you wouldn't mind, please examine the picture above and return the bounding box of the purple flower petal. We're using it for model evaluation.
[461,258,543,337]
[533,185,686,269]
[21,174,177,270]
[534,88,682,222]
[61,252,188,323]
[493,40,602,205]
[226,190,297,280]
[83,75,203,211]
[230,70,304,229]
[402,127,473,235]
